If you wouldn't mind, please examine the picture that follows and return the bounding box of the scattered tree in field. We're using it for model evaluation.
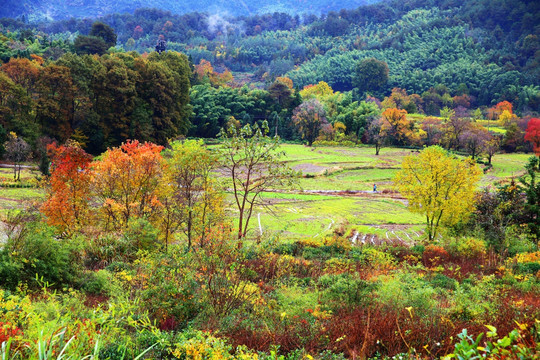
[366,117,387,155]
[166,139,223,249]
[439,106,455,121]
[352,58,389,95]
[442,115,469,150]
[525,118,540,156]
[92,140,164,231]
[292,99,328,146]
[3,132,31,181]
[219,122,297,239]
[459,123,492,159]
[394,146,482,241]
[483,137,501,165]
[40,141,93,232]
[421,117,443,146]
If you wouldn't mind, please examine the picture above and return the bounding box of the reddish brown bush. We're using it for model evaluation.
[423,245,450,267]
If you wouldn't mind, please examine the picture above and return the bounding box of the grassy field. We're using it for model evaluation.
[0,167,44,214]
[234,144,534,241]
[0,144,534,241]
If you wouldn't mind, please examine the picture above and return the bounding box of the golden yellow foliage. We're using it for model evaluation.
[299,81,334,100]
[394,146,482,241]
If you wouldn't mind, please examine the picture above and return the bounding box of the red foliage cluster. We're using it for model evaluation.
[524,117,540,156]
[422,245,450,267]
[40,142,93,231]
[0,322,22,344]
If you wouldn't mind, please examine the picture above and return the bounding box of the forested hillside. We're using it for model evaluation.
[0,0,379,20]
[2,0,538,108]
[1,0,538,148]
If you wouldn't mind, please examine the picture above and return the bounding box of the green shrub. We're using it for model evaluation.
[374,272,437,318]
[99,343,133,360]
[448,276,499,322]
[411,245,425,255]
[507,235,538,257]
[303,244,346,260]
[429,273,457,290]
[273,242,301,256]
[513,262,540,275]
[358,247,397,270]
[85,233,135,267]
[133,251,201,330]
[124,217,160,252]
[105,261,131,273]
[80,269,119,296]
[445,237,487,259]
[0,222,78,290]
[318,273,373,308]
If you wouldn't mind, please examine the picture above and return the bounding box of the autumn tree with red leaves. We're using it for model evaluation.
[525,118,540,156]
[40,141,93,232]
[92,140,165,231]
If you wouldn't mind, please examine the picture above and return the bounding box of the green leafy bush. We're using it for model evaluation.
[445,236,487,259]
[318,273,373,308]
[0,222,79,290]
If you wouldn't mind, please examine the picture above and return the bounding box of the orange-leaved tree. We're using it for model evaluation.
[40,140,93,233]
[525,118,540,156]
[380,108,416,145]
[92,140,164,231]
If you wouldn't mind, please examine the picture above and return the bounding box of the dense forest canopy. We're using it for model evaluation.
[0,0,381,20]
[0,0,539,148]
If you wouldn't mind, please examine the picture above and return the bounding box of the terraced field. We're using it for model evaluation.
[0,145,533,243]
[241,144,533,242]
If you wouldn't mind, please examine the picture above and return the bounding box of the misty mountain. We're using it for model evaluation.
[0,0,381,21]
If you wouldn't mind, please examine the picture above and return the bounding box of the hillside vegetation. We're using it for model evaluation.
[0,0,539,358]
[0,0,379,20]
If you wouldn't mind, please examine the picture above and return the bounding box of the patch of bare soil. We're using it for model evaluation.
[335,149,361,156]
[293,163,328,174]
[296,216,316,222]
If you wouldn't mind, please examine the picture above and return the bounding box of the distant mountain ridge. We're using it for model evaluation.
[0,0,381,20]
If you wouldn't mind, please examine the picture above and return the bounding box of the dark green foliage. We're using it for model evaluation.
[318,273,373,307]
[353,57,389,95]
[74,35,108,55]
[189,84,288,139]
[429,273,457,290]
[0,51,191,153]
[98,343,132,360]
[89,21,117,48]
[513,262,540,275]
[519,156,540,239]
[80,270,114,295]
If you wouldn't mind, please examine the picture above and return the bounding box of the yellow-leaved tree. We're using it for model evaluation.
[394,146,482,242]
[164,139,224,250]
